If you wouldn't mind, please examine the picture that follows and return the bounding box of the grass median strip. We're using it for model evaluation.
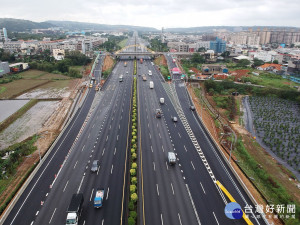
[128,77,138,225]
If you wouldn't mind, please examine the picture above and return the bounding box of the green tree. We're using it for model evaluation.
[191,53,205,64]
[273,60,279,64]
[253,58,265,67]
[237,59,251,68]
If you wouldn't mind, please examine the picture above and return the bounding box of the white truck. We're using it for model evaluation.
[149,81,154,89]
[66,193,84,225]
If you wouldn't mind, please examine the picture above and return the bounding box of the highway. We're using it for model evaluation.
[2,34,268,225]
[2,41,133,224]
[137,60,199,225]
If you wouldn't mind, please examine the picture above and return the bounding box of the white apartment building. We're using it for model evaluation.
[248,50,281,63]
[195,41,210,50]
[53,49,65,60]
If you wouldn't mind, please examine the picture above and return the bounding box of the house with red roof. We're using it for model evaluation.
[257,63,282,73]
[171,67,182,74]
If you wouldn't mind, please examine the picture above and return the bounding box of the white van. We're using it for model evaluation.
[149,81,154,89]
[148,70,152,76]
[159,98,164,104]
[168,152,176,165]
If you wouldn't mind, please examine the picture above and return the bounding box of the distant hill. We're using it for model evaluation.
[0,18,55,32]
[164,26,300,33]
[46,20,158,32]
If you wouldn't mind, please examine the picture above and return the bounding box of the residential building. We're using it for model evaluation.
[257,63,282,73]
[210,38,226,53]
[202,64,228,75]
[53,49,65,60]
[0,28,8,42]
[288,59,300,73]
[0,61,10,77]
[195,41,210,50]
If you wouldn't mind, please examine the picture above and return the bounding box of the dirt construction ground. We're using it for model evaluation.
[187,83,285,225]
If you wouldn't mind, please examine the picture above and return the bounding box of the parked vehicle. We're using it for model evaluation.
[156,109,162,118]
[168,152,176,165]
[95,84,99,91]
[159,98,164,104]
[66,194,84,225]
[149,81,154,89]
[94,189,105,208]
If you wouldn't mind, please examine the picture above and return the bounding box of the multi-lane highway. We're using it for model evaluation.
[2,34,268,225]
[2,41,134,224]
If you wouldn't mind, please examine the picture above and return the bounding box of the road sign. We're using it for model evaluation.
[167,76,171,80]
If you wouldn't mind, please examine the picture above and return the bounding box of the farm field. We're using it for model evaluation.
[0,100,30,122]
[0,79,50,99]
[0,101,60,150]
[248,96,300,176]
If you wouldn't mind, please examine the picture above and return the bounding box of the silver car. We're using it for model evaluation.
[91,160,99,172]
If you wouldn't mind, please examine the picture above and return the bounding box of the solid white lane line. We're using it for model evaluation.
[200,182,206,194]
[119,124,120,129]
[191,161,195,170]
[63,180,69,192]
[178,213,183,225]
[102,219,104,225]
[49,208,57,224]
[106,187,109,200]
[171,183,175,195]
[35,211,39,216]
[161,214,164,225]
[153,162,156,171]
[213,212,219,225]
[111,165,113,174]
[74,161,78,169]
[156,184,159,196]
[148,123,149,128]
[77,176,85,193]
[90,188,94,201]
[151,146,153,152]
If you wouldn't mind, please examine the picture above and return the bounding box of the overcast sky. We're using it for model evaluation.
[1,0,299,29]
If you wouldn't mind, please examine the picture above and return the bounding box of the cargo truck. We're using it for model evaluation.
[66,193,84,225]
[94,189,105,208]
[149,81,154,89]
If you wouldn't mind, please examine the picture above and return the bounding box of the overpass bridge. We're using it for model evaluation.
[114,44,194,59]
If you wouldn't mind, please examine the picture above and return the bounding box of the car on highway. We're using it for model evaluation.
[168,152,176,165]
[172,116,178,122]
[190,105,195,111]
[91,160,99,172]
[156,109,162,118]
[142,75,147,81]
